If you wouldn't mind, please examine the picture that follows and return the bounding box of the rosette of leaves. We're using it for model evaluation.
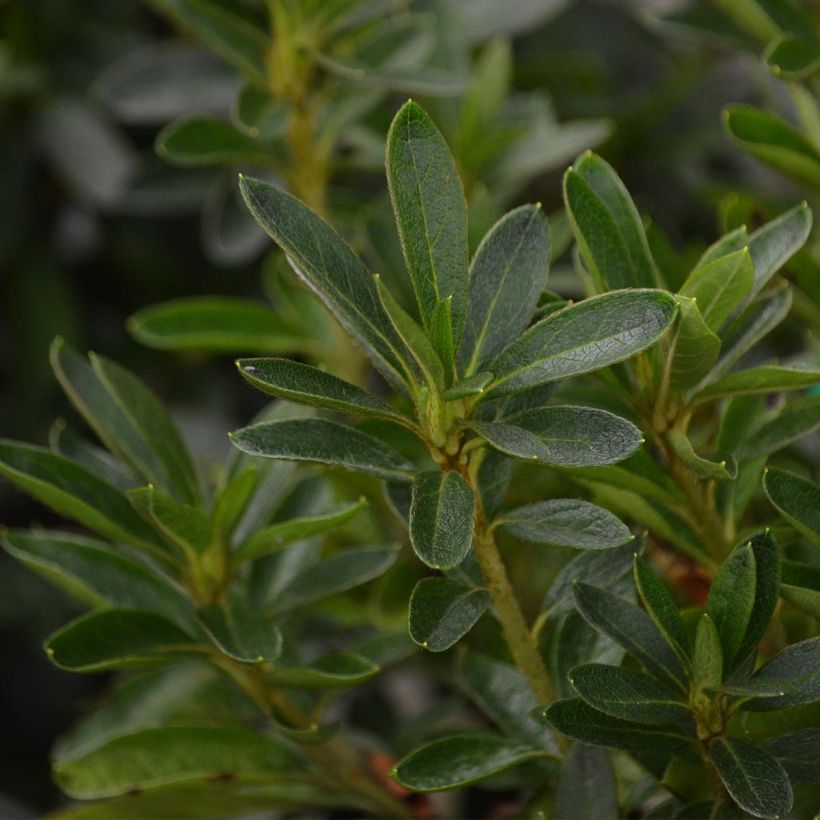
[560,148,819,567]
[0,338,417,817]
[231,98,678,729]
[540,532,820,819]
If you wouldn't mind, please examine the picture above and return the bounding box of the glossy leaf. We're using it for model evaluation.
[409,471,475,570]
[386,101,468,357]
[487,290,677,396]
[633,556,690,662]
[408,577,489,651]
[554,743,617,820]
[230,418,415,481]
[461,203,550,371]
[564,151,657,289]
[763,468,820,549]
[710,736,793,819]
[498,499,632,549]
[693,364,820,404]
[392,733,544,792]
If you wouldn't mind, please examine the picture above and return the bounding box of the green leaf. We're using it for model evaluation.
[148,0,268,86]
[54,726,300,799]
[666,429,736,481]
[50,421,135,492]
[198,599,281,663]
[693,364,820,404]
[679,248,753,332]
[693,614,723,695]
[270,545,400,613]
[781,559,820,617]
[573,582,687,691]
[129,297,304,354]
[51,340,201,504]
[707,543,756,668]
[725,105,820,191]
[741,396,820,459]
[211,468,257,543]
[442,371,494,400]
[735,531,780,664]
[408,577,489,651]
[744,637,820,711]
[697,225,749,268]
[385,101,468,359]
[498,499,632,550]
[0,442,165,558]
[564,151,657,290]
[409,471,475,570]
[461,204,550,372]
[710,736,793,819]
[1,531,193,628]
[46,610,198,672]
[764,34,820,79]
[633,556,690,663]
[392,733,544,792]
[238,176,409,388]
[266,652,379,689]
[235,498,367,563]
[487,290,677,396]
[761,729,820,781]
[555,743,617,820]
[763,468,820,549]
[237,357,406,424]
[540,698,689,754]
[156,117,271,166]
[569,664,691,724]
[230,418,415,481]
[660,296,720,391]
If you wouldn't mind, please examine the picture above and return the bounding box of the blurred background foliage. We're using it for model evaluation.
[1,0,818,813]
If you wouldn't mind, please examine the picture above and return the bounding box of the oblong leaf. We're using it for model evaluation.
[555,743,617,820]
[764,34,820,80]
[735,530,781,664]
[230,418,415,481]
[747,202,812,295]
[693,364,820,404]
[741,396,820,459]
[156,117,271,166]
[761,729,820,781]
[744,637,820,711]
[408,577,489,651]
[763,468,820,548]
[487,289,677,396]
[198,599,281,663]
[266,652,379,688]
[633,556,690,662]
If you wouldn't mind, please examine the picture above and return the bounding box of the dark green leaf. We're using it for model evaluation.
[46,610,198,672]
[764,34,820,79]
[54,726,300,798]
[710,736,793,818]
[392,733,544,792]
[744,638,820,711]
[741,397,820,459]
[763,468,820,549]
[569,664,691,724]
[157,117,271,166]
[266,652,379,688]
[735,531,781,664]
[573,582,687,691]
[239,176,409,388]
[692,614,723,695]
[129,297,303,354]
[554,743,617,820]
[408,577,489,651]
[461,204,550,371]
[633,556,690,662]
[409,471,475,570]
[442,371,494,400]
[198,599,281,663]
[50,421,135,492]
[230,418,415,481]
[563,151,657,289]
[666,430,736,481]
[780,559,820,617]
[211,468,257,543]
[693,364,820,404]
[487,290,677,396]
[498,499,632,549]
[385,101,468,359]
[761,729,820,781]
[540,698,689,754]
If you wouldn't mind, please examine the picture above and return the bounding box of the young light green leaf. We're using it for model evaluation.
[46,610,198,672]
[692,614,723,695]
[660,296,720,391]
[540,698,689,754]
[710,736,793,819]
[230,418,415,481]
[764,33,820,79]
[760,729,820,781]
[741,396,820,459]
[744,637,820,711]
[498,499,632,550]
[563,151,657,290]
[735,531,780,664]
[693,364,820,404]
[633,556,690,663]
[156,117,272,166]
[409,471,475,570]
[266,652,380,689]
[235,497,367,563]
[666,430,736,481]
[129,297,304,354]
[0,441,165,558]
[555,744,617,820]
[569,664,691,724]
[198,598,281,664]
[461,204,550,372]
[763,468,820,549]
[408,577,489,651]
[392,733,544,792]
[487,289,677,396]
[237,357,407,424]
[707,542,756,669]
[573,582,687,691]
[429,296,456,376]
[386,100,468,358]
[679,248,753,332]
[238,176,409,388]
[54,726,300,799]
